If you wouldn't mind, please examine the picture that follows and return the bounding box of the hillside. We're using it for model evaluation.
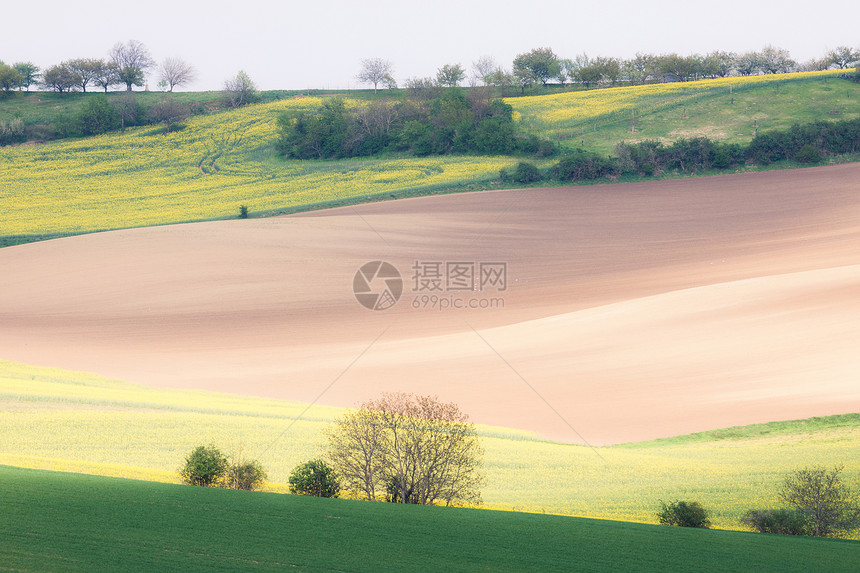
[1,358,857,532]
[511,71,859,153]
[2,466,858,572]
[1,71,858,246]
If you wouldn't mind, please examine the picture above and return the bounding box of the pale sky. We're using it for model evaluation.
[2,1,857,91]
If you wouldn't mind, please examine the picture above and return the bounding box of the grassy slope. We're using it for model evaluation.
[2,466,857,573]
[2,359,857,534]
[2,71,858,246]
[510,71,860,154]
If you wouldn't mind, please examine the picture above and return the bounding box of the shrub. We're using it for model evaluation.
[553,150,616,181]
[180,445,229,487]
[76,95,120,137]
[666,137,715,173]
[747,132,785,164]
[0,119,26,146]
[289,459,340,498]
[227,459,267,491]
[513,161,541,183]
[657,500,711,528]
[239,205,249,219]
[793,144,822,163]
[741,509,810,535]
[712,143,745,169]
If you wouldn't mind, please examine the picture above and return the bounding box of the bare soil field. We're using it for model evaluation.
[2,164,859,443]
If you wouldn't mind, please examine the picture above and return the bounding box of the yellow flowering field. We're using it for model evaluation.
[2,358,856,534]
[2,71,856,240]
[0,96,514,238]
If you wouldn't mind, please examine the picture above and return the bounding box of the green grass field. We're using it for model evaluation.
[510,71,860,154]
[2,466,857,572]
[2,359,857,534]
[2,71,858,247]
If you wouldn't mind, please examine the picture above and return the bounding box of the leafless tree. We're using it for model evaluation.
[472,55,497,85]
[159,57,197,91]
[149,95,190,133]
[327,392,483,506]
[113,91,139,131]
[357,58,394,93]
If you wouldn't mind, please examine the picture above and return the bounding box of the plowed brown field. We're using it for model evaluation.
[2,164,859,443]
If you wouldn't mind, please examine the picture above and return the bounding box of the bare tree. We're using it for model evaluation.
[326,406,388,501]
[159,57,197,91]
[327,393,483,506]
[472,55,496,85]
[357,58,394,93]
[112,91,139,131]
[149,95,190,133]
[780,464,860,537]
[110,40,155,91]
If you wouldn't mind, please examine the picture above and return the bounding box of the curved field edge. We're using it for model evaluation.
[1,359,857,535]
[2,71,858,245]
[2,466,858,573]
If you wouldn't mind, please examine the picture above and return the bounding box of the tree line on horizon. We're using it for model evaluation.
[1,40,195,94]
[3,42,859,97]
[355,45,860,94]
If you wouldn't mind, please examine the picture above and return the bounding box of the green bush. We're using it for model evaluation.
[0,118,26,146]
[289,459,340,498]
[553,150,616,181]
[180,445,229,487]
[76,95,120,137]
[741,509,810,535]
[793,144,822,163]
[513,161,541,183]
[657,500,711,528]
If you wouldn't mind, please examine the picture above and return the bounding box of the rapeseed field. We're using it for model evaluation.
[2,71,855,241]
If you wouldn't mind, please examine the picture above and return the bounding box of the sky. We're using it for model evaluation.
[2,1,857,92]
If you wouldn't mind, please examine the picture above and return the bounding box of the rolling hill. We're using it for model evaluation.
[2,465,858,572]
[1,70,857,246]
